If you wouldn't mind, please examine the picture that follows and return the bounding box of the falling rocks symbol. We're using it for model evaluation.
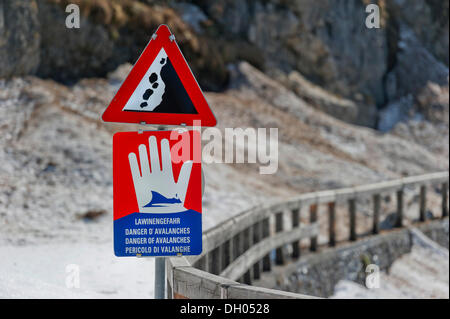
[138,55,198,114]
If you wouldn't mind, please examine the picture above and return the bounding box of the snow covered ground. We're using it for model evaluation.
[0,241,154,298]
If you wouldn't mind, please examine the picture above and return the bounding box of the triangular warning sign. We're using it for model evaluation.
[102,25,217,127]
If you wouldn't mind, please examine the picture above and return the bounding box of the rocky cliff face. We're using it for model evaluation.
[0,0,40,78]
[1,0,448,128]
[386,0,449,67]
[0,0,229,90]
[199,0,388,126]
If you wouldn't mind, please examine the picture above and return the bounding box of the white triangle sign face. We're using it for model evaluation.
[122,48,168,112]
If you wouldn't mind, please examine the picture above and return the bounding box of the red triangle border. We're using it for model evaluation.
[102,25,217,127]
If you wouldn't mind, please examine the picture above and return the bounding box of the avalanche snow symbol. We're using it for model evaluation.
[143,190,182,208]
[123,48,168,112]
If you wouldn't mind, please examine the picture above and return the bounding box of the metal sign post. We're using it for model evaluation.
[154,257,166,299]
[154,128,166,300]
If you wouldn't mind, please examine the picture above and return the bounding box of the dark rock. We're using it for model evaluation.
[149,73,158,83]
[0,0,231,90]
[379,24,449,130]
[201,0,389,126]
[385,0,449,66]
[388,25,449,100]
[142,88,153,100]
[35,0,114,83]
[379,212,398,231]
[172,2,208,34]
[378,95,414,132]
[78,209,107,222]
[0,0,40,78]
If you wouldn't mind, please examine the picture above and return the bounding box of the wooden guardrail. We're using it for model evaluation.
[166,171,449,299]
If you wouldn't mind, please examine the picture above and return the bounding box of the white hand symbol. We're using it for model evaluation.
[128,136,193,213]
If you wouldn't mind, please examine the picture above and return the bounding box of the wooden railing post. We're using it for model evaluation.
[243,227,253,285]
[309,204,318,252]
[229,234,235,263]
[396,189,404,228]
[373,194,381,234]
[217,245,224,275]
[196,256,206,271]
[420,185,427,222]
[262,217,271,271]
[442,182,448,218]
[210,247,221,275]
[349,199,357,241]
[275,212,285,265]
[204,253,210,273]
[232,232,242,262]
[221,240,231,273]
[236,231,245,283]
[252,221,262,280]
[328,202,336,247]
[291,208,301,258]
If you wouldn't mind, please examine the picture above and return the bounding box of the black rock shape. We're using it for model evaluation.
[152,82,159,89]
[143,89,154,100]
[160,58,166,64]
[151,56,198,114]
[140,102,148,108]
[149,73,158,83]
